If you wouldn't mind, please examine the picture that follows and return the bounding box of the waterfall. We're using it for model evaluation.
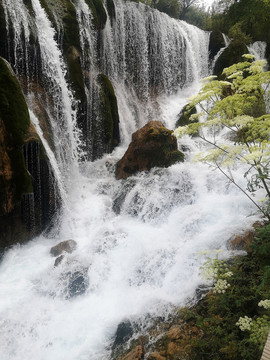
[248,41,267,60]
[0,1,262,359]
[210,33,230,73]
[100,1,209,144]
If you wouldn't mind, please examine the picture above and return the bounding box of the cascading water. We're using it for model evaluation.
[101,1,209,144]
[0,0,263,359]
[247,41,267,60]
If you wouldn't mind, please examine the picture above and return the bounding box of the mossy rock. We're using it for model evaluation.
[0,57,33,245]
[265,42,270,66]
[39,0,86,102]
[175,104,197,128]
[214,40,249,78]
[97,73,120,149]
[0,58,30,144]
[0,58,32,203]
[22,0,35,15]
[105,0,116,22]
[85,0,107,30]
[209,31,226,61]
[116,121,184,180]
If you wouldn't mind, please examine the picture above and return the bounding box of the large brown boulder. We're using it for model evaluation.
[116,121,184,180]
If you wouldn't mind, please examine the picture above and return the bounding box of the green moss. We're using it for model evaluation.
[176,104,197,128]
[39,0,57,28]
[39,0,86,101]
[97,73,120,148]
[0,58,30,144]
[85,0,107,30]
[22,0,35,16]
[0,57,33,202]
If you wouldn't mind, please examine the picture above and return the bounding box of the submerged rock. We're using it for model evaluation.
[50,239,77,257]
[54,254,65,267]
[116,121,184,180]
[66,269,88,298]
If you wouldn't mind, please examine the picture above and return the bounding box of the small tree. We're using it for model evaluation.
[174,55,270,220]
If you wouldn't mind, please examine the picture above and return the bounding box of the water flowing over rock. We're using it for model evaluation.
[115,121,184,180]
[0,1,263,359]
[0,57,58,249]
[50,239,77,257]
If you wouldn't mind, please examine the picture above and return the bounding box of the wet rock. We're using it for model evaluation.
[209,31,226,62]
[116,121,184,180]
[175,104,197,128]
[66,270,88,298]
[213,40,249,78]
[50,239,77,257]
[112,320,134,350]
[229,230,256,252]
[54,254,65,267]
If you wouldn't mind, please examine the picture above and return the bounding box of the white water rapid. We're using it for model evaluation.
[0,1,263,359]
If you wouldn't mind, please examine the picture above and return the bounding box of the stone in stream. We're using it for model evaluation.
[50,239,77,257]
[115,121,184,180]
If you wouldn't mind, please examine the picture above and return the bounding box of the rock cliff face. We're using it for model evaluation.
[116,121,184,180]
[0,57,59,250]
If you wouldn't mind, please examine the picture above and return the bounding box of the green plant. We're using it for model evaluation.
[174,56,270,220]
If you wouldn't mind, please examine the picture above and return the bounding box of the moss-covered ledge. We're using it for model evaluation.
[0,57,33,201]
[39,0,86,102]
[97,73,120,151]
[0,57,33,249]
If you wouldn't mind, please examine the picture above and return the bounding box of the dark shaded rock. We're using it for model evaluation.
[112,180,136,214]
[0,3,8,61]
[214,40,249,78]
[54,255,65,267]
[116,121,184,180]
[67,270,88,298]
[175,104,197,128]
[106,0,116,22]
[85,0,107,30]
[96,73,120,155]
[209,31,226,62]
[50,239,77,257]
[0,58,34,249]
[112,321,134,350]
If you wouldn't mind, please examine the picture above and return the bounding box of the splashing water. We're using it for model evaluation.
[0,0,263,359]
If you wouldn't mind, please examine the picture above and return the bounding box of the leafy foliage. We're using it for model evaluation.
[175,223,270,359]
[174,56,270,220]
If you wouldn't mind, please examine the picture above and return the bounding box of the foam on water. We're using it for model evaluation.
[0,0,263,359]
